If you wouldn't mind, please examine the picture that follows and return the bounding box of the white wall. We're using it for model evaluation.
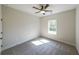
[2,6,40,50]
[76,6,79,53]
[40,9,76,46]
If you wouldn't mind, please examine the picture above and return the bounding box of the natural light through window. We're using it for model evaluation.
[32,40,43,45]
[48,19,57,35]
[32,39,50,46]
[40,39,50,43]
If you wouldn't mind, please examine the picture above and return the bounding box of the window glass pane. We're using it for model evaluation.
[48,20,57,35]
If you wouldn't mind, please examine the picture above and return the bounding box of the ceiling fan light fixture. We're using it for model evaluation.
[40,11,45,14]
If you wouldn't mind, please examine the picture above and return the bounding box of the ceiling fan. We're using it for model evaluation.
[33,4,52,15]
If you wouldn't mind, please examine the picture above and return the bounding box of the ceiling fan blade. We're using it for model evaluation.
[35,11,41,13]
[44,10,52,12]
[33,6,41,10]
[39,4,44,10]
[45,4,49,9]
[41,5,44,10]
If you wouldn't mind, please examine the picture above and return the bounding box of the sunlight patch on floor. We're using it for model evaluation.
[40,39,50,43]
[31,38,50,46]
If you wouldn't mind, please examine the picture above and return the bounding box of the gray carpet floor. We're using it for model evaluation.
[2,37,78,55]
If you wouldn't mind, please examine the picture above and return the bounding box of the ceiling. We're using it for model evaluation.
[4,4,78,17]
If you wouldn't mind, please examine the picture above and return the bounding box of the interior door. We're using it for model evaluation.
[0,5,2,54]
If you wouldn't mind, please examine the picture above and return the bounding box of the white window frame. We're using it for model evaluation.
[48,19,57,35]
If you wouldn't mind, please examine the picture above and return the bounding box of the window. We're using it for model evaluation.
[48,19,57,35]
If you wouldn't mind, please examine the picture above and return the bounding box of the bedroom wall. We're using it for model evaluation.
[76,5,79,53]
[2,5,40,50]
[40,9,76,46]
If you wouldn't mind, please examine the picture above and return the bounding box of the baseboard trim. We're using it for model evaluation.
[40,36,75,47]
[2,37,39,51]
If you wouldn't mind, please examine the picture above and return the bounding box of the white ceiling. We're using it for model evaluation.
[4,4,78,17]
